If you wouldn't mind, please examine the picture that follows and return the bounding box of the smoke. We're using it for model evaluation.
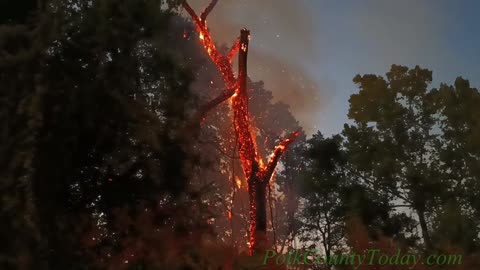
[187,0,326,134]
[247,52,322,134]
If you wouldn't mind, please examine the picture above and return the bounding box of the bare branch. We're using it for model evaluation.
[227,37,241,63]
[182,1,202,27]
[194,84,237,123]
[200,0,219,22]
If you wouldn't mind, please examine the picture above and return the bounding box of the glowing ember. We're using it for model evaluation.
[235,177,242,189]
[241,43,247,52]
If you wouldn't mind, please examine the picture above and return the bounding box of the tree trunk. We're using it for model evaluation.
[235,29,269,254]
[248,171,269,254]
[417,208,433,250]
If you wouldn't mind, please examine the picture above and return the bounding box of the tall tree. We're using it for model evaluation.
[182,0,301,254]
[298,131,418,266]
[343,65,442,250]
[342,64,480,251]
[298,132,347,268]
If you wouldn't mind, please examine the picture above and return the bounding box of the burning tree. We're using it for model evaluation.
[182,0,300,254]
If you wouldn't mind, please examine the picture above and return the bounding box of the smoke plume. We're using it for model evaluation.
[187,0,326,134]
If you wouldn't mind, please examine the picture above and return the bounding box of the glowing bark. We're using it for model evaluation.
[182,0,300,254]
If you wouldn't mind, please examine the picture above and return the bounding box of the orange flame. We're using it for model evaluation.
[235,177,242,189]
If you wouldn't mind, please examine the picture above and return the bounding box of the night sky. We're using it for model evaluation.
[190,0,480,136]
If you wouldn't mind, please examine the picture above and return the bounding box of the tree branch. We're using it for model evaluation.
[347,168,413,204]
[183,0,239,124]
[262,130,301,182]
[195,85,237,123]
[227,37,241,63]
[183,0,222,68]
[200,0,219,22]
[182,0,202,27]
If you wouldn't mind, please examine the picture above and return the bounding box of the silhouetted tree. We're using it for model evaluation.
[0,0,203,268]
[342,65,480,252]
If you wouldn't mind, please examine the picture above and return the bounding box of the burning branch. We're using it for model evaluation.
[182,0,237,121]
[182,0,233,85]
[262,131,301,182]
[227,37,241,63]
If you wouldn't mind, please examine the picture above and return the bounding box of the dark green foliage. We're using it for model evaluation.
[0,0,202,268]
[0,0,39,24]
[299,132,417,258]
[343,65,480,252]
[298,132,347,258]
[300,65,479,258]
